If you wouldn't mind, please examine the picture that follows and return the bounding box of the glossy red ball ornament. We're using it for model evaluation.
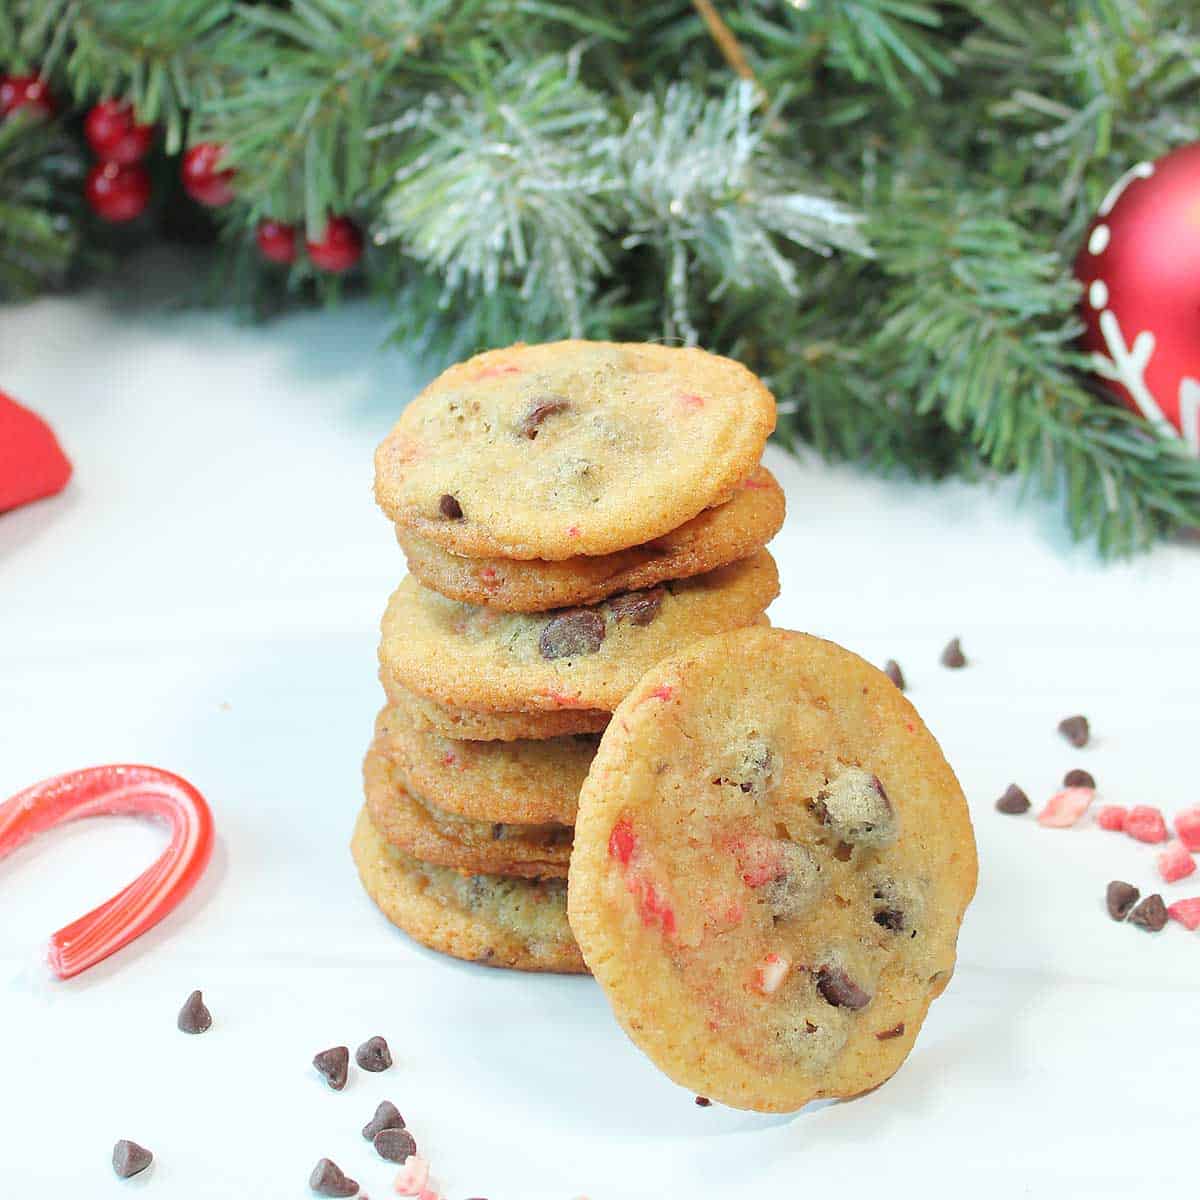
[85,161,151,223]
[0,74,56,120]
[1075,142,1200,454]
[305,215,364,273]
[255,219,297,264]
[181,142,236,207]
[84,100,154,164]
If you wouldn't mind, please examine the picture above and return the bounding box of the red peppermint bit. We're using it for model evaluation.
[535,687,585,708]
[1126,806,1169,844]
[730,835,784,888]
[1175,807,1200,852]
[440,752,457,768]
[471,363,522,380]
[1157,840,1196,884]
[741,476,772,490]
[567,525,581,538]
[1037,786,1094,828]
[1166,898,1200,931]
[1096,805,1128,832]
[629,875,675,935]
[676,392,705,410]
[904,722,915,733]
[479,566,498,582]
[649,684,674,702]
[751,952,791,995]
[608,817,636,866]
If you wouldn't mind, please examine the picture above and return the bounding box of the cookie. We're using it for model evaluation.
[351,807,585,973]
[374,707,591,825]
[364,743,572,879]
[567,626,978,1113]
[395,466,785,612]
[379,550,779,715]
[374,341,776,561]
[382,682,610,742]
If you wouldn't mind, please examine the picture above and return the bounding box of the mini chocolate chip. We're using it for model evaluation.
[883,659,906,690]
[694,1096,712,1107]
[355,1036,392,1073]
[538,609,605,659]
[518,396,569,438]
[995,784,1030,815]
[176,988,212,1034]
[1064,768,1095,789]
[363,1100,404,1140]
[874,908,905,931]
[608,588,665,627]
[1128,893,1167,931]
[875,1022,905,1041]
[438,493,463,520]
[1058,715,1090,748]
[816,966,871,1010]
[373,1127,417,1163]
[112,1140,152,1179]
[491,822,504,840]
[940,637,966,668]
[310,1157,358,1197]
[1106,880,1140,922]
[312,1046,349,1090]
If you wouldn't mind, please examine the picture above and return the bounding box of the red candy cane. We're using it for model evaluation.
[0,765,214,979]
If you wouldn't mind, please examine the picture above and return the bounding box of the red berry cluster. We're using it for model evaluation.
[83,99,156,223]
[254,214,364,273]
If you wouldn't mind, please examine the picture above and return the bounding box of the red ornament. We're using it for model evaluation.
[306,215,363,273]
[181,142,236,207]
[85,161,151,223]
[0,391,72,512]
[84,100,154,164]
[1075,142,1200,453]
[0,74,56,120]
[256,219,297,264]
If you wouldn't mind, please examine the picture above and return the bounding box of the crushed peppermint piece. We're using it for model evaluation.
[1106,880,1139,921]
[1057,715,1090,747]
[1167,898,1200,930]
[1125,806,1168,844]
[1128,893,1168,932]
[1157,840,1196,884]
[753,952,791,995]
[608,817,636,865]
[1096,805,1127,831]
[394,1155,430,1196]
[1037,786,1094,828]
[1175,807,1200,852]
[995,784,1030,815]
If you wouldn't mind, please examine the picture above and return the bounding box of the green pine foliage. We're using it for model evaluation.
[3,0,1200,554]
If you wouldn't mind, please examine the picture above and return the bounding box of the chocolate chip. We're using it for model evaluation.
[312,1045,349,1090]
[112,1140,152,1179]
[1064,768,1095,789]
[1128,893,1167,931]
[873,908,905,931]
[694,1096,712,1107]
[310,1158,358,1196]
[518,396,569,438]
[1106,880,1140,921]
[940,637,966,668]
[355,1036,392,1073]
[875,1022,905,1040]
[1058,715,1090,748]
[538,609,605,659]
[363,1100,405,1140]
[995,784,1030,815]
[883,659,906,690]
[438,493,463,520]
[373,1127,417,1163]
[176,988,212,1034]
[608,588,665,627]
[816,966,871,1010]
[491,822,505,839]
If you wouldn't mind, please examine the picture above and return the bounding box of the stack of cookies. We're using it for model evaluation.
[351,340,783,973]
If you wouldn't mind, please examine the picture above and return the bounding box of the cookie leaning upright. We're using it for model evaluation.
[374,341,777,561]
[568,626,978,1113]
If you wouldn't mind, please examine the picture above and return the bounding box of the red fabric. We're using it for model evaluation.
[0,391,72,512]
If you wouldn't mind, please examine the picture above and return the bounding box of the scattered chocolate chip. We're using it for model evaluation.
[816,966,871,1010]
[873,908,905,931]
[940,637,966,668]
[1128,893,1167,932]
[1058,715,1090,748]
[882,659,906,690]
[995,784,1030,815]
[608,588,665,627]
[355,1036,392,1073]
[312,1045,349,1090]
[176,988,212,1034]
[538,609,605,660]
[310,1157,358,1197]
[491,822,505,840]
[833,840,853,861]
[112,1140,152,1179]
[875,1022,905,1040]
[1064,768,1095,789]
[518,396,569,438]
[694,1096,711,1107]
[1106,880,1140,922]
[363,1100,405,1140]
[373,1127,417,1163]
[438,493,463,520]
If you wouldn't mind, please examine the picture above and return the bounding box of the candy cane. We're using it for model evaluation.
[0,765,214,979]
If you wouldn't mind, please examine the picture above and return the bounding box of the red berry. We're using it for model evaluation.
[85,161,151,223]
[255,219,297,264]
[306,215,363,273]
[84,101,154,165]
[181,142,236,207]
[0,74,56,120]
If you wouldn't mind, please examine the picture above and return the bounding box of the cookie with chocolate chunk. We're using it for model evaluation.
[351,807,585,974]
[364,741,572,878]
[396,466,785,612]
[378,551,779,716]
[374,341,776,561]
[567,626,977,1113]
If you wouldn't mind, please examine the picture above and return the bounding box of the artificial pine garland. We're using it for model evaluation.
[3,1,1199,555]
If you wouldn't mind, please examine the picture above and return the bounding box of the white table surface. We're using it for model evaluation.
[1,283,1197,1198]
